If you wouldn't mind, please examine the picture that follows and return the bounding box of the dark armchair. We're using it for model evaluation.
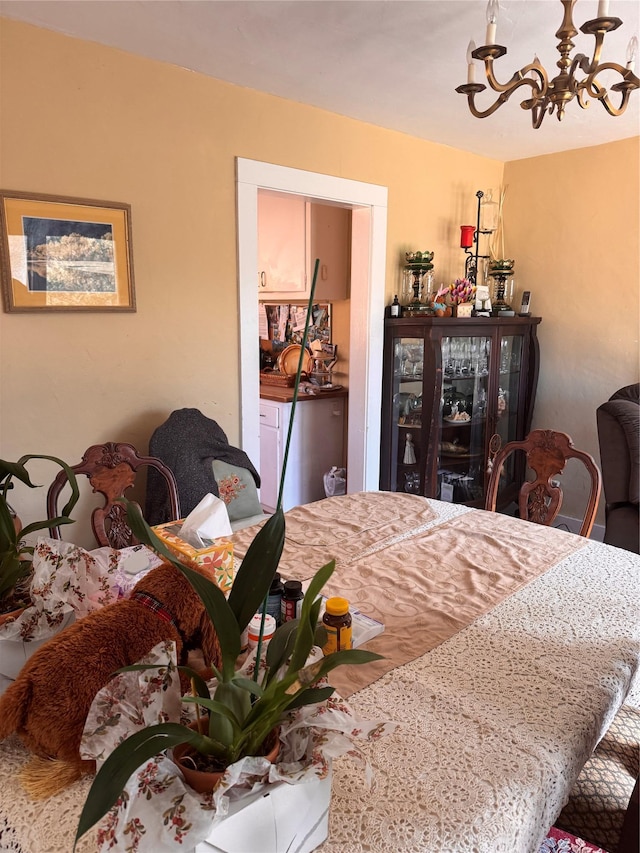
[596,383,640,553]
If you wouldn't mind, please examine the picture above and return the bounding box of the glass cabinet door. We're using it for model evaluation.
[492,334,525,499]
[437,335,491,503]
[391,337,424,494]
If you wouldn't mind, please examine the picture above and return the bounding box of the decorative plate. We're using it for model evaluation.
[277,344,313,376]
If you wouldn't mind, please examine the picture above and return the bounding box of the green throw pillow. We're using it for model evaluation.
[211,460,262,522]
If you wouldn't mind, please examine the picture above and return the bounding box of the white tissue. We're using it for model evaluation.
[179,493,232,546]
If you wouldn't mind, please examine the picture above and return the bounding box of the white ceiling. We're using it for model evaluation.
[1,0,639,161]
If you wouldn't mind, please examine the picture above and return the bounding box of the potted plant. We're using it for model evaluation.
[75,501,382,845]
[0,455,80,621]
[76,260,382,846]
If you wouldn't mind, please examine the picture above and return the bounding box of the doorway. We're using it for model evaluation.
[236,158,388,494]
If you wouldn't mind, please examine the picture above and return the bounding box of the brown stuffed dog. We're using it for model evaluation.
[0,560,222,797]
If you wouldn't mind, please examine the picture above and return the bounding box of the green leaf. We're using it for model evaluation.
[310,648,383,680]
[177,666,210,700]
[231,676,265,697]
[75,722,197,847]
[285,685,335,711]
[227,509,285,632]
[0,459,38,488]
[288,561,334,673]
[182,696,242,734]
[14,454,81,518]
[265,618,299,681]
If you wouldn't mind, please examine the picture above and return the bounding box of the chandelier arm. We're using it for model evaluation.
[460,88,512,119]
[579,75,637,116]
[579,16,623,73]
[583,28,607,73]
[520,96,554,130]
[571,52,597,79]
[477,55,545,95]
[586,63,640,90]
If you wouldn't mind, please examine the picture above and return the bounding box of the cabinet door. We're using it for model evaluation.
[386,335,425,495]
[437,334,492,503]
[258,193,306,295]
[491,332,526,502]
[309,204,350,301]
[259,403,282,513]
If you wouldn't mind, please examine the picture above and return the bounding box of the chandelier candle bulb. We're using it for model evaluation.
[597,0,609,17]
[627,36,638,72]
[485,0,498,44]
[467,40,477,83]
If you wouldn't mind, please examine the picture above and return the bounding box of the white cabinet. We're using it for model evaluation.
[259,397,346,513]
[258,192,307,296]
[309,202,351,302]
[258,192,350,302]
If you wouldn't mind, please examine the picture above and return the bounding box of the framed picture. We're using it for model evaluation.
[0,190,135,312]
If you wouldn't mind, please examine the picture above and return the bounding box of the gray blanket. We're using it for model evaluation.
[144,408,260,526]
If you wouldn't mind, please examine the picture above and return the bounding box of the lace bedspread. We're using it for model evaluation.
[1,496,638,853]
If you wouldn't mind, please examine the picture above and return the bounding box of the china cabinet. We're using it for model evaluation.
[380,315,541,507]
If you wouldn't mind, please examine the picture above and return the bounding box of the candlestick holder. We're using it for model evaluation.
[461,191,494,286]
[488,259,515,314]
[403,251,434,316]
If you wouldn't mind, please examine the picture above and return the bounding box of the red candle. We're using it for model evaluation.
[460,225,475,249]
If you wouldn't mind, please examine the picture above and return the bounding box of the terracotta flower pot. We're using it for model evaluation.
[172,718,280,794]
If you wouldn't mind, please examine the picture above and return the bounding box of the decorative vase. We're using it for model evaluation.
[172,719,281,794]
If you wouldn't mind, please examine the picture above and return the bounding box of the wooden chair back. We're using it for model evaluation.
[47,442,180,549]
[485,429,602,537]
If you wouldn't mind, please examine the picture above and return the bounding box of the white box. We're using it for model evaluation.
[197,772,331,853]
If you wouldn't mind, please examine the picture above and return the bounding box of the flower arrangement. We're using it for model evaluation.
[448,278,476,305]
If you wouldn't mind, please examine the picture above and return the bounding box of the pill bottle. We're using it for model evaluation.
[281,580,304,623]
[322,597,352,654]
[266,572,284,626]
[247,613,276,652]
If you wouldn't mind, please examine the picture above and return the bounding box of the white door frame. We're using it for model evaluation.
[236,158,388,494]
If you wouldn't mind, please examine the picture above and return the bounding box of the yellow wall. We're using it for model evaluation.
[0,19,637,536]
[504,138,639,520]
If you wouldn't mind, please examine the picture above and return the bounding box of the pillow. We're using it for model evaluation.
[211,460,263,522]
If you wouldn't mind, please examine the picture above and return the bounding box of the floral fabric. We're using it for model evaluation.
[80,641,395,852]
[0,538,163,643]
[539,827,609,853]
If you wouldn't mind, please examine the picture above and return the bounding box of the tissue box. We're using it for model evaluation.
[196,772,331,853]
[151,520,234,593]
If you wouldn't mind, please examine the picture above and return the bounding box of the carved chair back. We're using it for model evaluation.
[47,442,180,549]
[485,429,601,537]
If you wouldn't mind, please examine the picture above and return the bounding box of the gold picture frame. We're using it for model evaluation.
[0,190,135,312]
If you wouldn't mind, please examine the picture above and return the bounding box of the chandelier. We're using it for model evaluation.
[456,0,639,128]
